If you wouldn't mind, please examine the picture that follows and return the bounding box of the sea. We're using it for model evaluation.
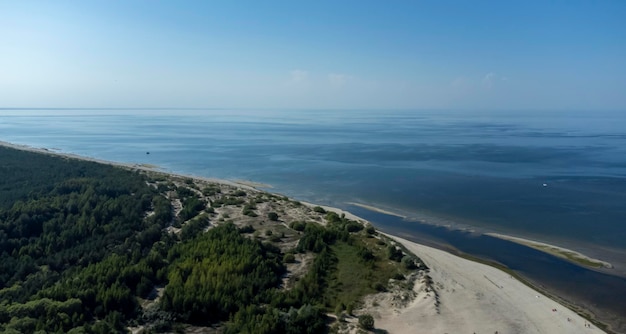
[1,108,626,329]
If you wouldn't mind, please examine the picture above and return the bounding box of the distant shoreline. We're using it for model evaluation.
[0,140,268,192]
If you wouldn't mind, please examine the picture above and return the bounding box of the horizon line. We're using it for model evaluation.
[2,107,625,112]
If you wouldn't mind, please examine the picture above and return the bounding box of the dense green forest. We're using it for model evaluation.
[0,147,173,333]
[0,146,422,333]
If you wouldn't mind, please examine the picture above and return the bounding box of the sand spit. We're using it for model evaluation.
[347,202,407,218]
[487,233,613,269]
[349,201,614,271]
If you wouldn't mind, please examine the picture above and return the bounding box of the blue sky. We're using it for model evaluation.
[1,1,625,110]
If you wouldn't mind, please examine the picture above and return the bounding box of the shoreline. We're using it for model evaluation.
[347,202,407,218]
[0,140,268,192]
[348,200,616,272]
[2,139,614,272]
[0,140,614,333]
[486,232,613,269]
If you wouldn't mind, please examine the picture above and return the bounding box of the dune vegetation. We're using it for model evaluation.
[0,146,424,333]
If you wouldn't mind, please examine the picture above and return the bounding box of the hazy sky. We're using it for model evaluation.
[1,1,625,110]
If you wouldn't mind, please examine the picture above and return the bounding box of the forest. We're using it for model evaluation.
[0,146,422,333]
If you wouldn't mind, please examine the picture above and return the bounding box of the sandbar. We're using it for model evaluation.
[487,233,613,269]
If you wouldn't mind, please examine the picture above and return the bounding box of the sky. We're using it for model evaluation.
[1,0,625,110]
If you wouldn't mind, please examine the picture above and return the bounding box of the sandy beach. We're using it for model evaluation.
[0,140,612,333]
[368,234,607,334]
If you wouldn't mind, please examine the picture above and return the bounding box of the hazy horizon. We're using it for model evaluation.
[2,1,625,110]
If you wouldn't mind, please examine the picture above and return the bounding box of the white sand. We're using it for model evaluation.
[375,234,606,334]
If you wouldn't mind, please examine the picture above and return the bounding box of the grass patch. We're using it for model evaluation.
[325,238,405,309]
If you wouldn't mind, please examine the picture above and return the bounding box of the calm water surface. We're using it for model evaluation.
[3,110,625,251]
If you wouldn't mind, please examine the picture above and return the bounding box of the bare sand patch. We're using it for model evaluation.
[369,234,607,334]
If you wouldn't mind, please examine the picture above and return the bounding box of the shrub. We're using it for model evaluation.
[345,221,363,233]
[334,303,345,317]
[242,204,257,217]
[267,212,279,221]
[325,212,341,223]
[283,253,296,263]
[202,186,221,196]
[238,225,255,234]
[392,272,405,280]
[313,206,326,214]
[285,304,326,334]
[358,314,375,330]
[346,303,354,316]
[402,256,417,269]
[357,246,374,262]
[289,221,306,231]
[387,245,403,262]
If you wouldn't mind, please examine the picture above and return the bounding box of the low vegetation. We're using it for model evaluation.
[0,146,424,333]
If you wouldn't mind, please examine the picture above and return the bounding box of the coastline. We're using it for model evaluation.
[0,140,263,192]
[0,140,614,333]
[348,200,615,271]
[486,232,613,269]
[1,140,616,273]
